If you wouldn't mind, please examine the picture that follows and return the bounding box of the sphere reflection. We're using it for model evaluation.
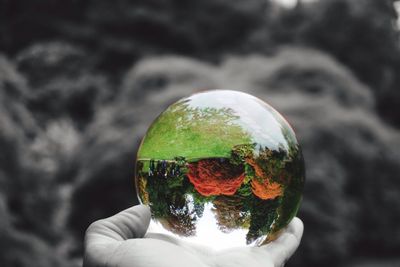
[135,90,305,250]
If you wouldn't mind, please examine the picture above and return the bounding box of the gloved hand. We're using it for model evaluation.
[84,205,303,267]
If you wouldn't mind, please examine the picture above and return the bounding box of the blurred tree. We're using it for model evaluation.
[212,195,250,233]
[0,0,86,53]
[15,42,111,129]
[272,0,400,126]
[0,55,77,266]
[1,0,270,71]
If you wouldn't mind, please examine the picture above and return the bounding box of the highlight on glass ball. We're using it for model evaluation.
[135,90,305,250]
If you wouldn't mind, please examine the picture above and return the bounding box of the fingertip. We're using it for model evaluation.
[85,204,152,245]
[83,205,153,267]
[286,217,304,242]
[273,217,304,248]
[260,217,304,266]
[114,204,152,238]
[126,204,151,223]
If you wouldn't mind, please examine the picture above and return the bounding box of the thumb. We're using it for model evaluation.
[266,217,304,267]
[83,205,151,266]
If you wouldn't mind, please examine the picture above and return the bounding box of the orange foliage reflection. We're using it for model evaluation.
[187,159,245,196]
[251,179,282,200]
[245,158,282,200]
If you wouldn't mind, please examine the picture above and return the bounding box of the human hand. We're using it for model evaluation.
[84,205,303,267]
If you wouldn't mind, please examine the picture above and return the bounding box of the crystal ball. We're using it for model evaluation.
[135,90,305,250]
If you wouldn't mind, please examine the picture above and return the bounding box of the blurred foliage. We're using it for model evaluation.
[1,0,268,71]
[2,0,399,123]
[1,0,400,267]
[271,0,400,126]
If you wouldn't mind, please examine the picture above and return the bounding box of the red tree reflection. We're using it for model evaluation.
[187,159,245,196]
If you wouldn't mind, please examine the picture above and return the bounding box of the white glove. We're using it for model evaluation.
[84,205,303,267]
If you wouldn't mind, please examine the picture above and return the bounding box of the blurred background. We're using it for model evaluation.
[1,0,400,266]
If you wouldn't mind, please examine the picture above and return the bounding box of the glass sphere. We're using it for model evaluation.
[135,90,305,250]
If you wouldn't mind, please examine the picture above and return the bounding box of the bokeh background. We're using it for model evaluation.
[1,0,400,266]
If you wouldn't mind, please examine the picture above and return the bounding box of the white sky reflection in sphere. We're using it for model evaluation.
[147,203,249,251]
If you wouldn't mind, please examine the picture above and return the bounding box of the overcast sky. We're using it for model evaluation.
[274,0,400,29]
[395,1,400,29]
[272,0,316,8]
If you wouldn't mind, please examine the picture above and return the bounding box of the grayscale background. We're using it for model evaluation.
[1,0,400,266]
